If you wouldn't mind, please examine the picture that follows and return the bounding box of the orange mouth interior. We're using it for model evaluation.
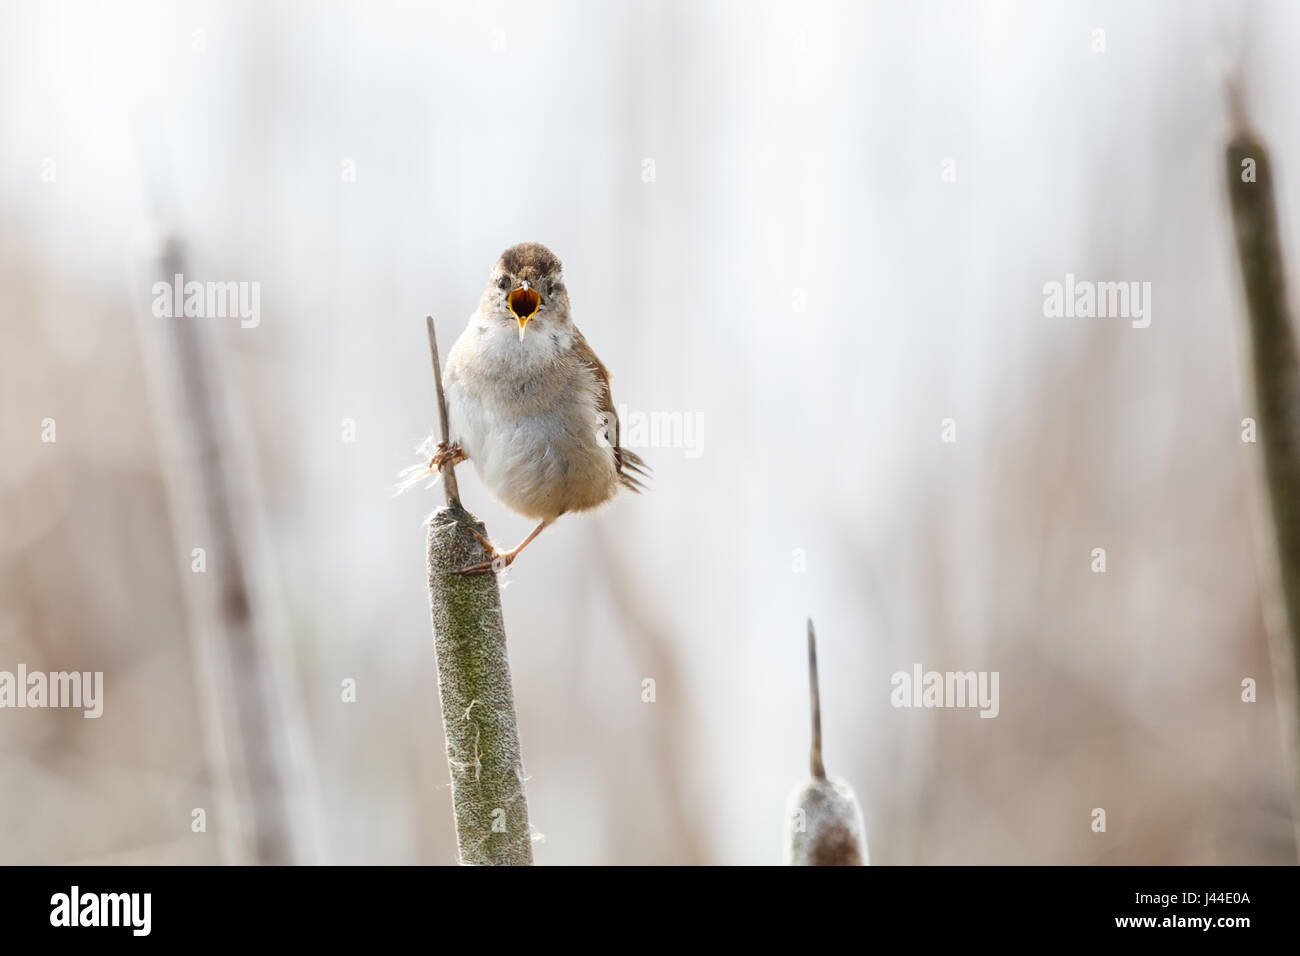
[509,287,541,323]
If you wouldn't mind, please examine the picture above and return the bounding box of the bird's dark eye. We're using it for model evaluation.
[497,276,510,291]
[546,280,560,296]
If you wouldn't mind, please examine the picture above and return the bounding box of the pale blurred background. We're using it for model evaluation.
[2,0,1299,864]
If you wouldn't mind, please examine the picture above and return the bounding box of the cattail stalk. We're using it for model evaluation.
[1226,112,1300,856]
[422,317,533,865]
[1226,125,1300,697]
[784,619,868,865]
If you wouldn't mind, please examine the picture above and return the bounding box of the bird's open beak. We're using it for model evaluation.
[508,282,541,340]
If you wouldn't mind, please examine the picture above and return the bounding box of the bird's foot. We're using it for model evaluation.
[453,520,553,575]
[454,531,517,575]
[429,440,467,473]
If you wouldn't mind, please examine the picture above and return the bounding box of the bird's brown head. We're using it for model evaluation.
[484,242,569,341]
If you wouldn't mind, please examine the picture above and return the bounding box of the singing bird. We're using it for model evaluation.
[428,242,648,574]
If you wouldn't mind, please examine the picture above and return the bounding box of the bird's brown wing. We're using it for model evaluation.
[570,330,650,493]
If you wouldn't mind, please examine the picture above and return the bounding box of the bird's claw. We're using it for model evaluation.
[429,440,467,473]
[453,531,515,575]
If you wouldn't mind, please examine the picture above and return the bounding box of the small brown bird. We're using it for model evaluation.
[430,242,648,573]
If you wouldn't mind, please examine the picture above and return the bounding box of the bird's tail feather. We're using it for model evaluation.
[617,447,651,493]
